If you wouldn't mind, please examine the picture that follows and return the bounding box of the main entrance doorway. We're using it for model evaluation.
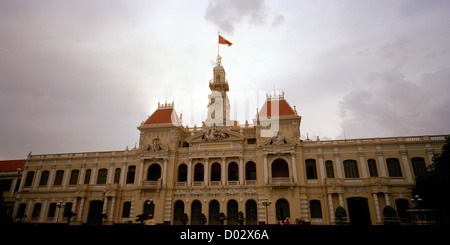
[347,197,371,225]
[87,200,104,225]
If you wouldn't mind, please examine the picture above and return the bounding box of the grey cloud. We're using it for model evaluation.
[339,69,450,139]
[204,0,283,34]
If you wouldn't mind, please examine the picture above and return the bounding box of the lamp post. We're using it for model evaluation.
[411,195,424,225]
[56,200,65,223]
[262,198,271,225]
[146,198,155,217]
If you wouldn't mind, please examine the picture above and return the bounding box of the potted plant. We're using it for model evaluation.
[218,212,227,225]
[237,211,245,225]
[334,206,348,225]
[182,213,189,225]
[200,213,207,225]
[382,206,400,225]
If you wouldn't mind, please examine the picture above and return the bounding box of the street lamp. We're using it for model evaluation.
[56,200,65,223]
[262,198,271,225]
[411,195,424,225]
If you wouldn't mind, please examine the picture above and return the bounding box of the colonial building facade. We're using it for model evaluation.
[5,56,447,225]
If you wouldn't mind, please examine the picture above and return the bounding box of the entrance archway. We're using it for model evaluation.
[276,199,290,222]
[246,199,257,225]
[209,200,220,225]
[173,200,184,225]
[227,200,238,225]
[347,197,371,225]
[87,200,104,225]
[191,200,202,225]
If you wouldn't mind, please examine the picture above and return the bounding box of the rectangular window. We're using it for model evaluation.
[343,160,359,178]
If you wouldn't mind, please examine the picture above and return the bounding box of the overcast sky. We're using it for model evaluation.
[1,0,450,160]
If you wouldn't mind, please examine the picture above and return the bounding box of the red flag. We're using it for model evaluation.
[219,35,233,46]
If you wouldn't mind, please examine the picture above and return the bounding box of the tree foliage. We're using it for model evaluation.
[414,136,450,224]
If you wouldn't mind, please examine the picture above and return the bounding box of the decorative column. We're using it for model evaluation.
[102,197,109,217]
[400,149,413,183]
[376,147,387,177]
[62,164,70,189]
[91,163,98,185]
[162,158,168,186]
[78,198,85,221]
[39,199,48,223]
[373,193,382,223]
[358,150,368,178]
[204,158,209,186]
[221,157,226,186]
[239,156,244,185]
[107,162,114,184]
[32,166,41,190]
[263,154,268,184]
[291,153,298,184]
[138,159,144,185]
[187,158,192,186]
[120,162,126,187]
[384,193,391,206]
[328,194,334,224]
[338,193,344,207]
[317,154,325,182]
[109,197,116,222]
[47,165,56,190]
[334,151,343,179]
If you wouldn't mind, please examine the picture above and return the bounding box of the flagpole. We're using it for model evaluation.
[217,32,220,56]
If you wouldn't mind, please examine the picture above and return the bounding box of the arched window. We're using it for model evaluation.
[367,159,378,177]
[39,171,49,186]
[114,168,121,184]
[97,169,108,184]
[24,171,35,186]
[32,203,42,219]
[194,163,204,182]
[122,202,131,218]
[310,200,322,218]
[305,159,317,179]
[69,169,79,185]
[228,162,239,181]
[272,158,289,178]
[411,157,426,177]
[147,164,162,181]
[178,164,187,182]
[325,160,334,178]
[211,162,221,182]
[126,165,136,184]
[54,170,64,185]
[386,158,402,177]
[343,160,359,178]
[276,199,290,222]
[245,161,256,181]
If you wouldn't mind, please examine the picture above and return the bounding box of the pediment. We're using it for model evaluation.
[186,127,245,144]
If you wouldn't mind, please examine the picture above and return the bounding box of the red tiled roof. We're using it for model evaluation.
[144,108,180,125]
[258,98,295,118]
[0,159,26,172]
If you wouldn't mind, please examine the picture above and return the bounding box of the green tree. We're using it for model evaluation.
[382,206,399,225]
[334,206,348,225]
[414,136,450,224]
